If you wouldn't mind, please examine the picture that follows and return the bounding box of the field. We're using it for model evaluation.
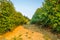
[0,0,60,40]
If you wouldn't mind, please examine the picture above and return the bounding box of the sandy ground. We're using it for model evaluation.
[0,26,45,40]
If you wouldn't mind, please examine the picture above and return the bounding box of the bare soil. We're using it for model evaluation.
[0,26,45,40]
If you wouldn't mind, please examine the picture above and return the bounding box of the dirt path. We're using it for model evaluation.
[0,26,45,40]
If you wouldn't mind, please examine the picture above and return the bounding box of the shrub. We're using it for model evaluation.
[31,0,60,33]
[0,0,29,34]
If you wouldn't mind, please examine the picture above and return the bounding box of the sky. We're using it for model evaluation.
[11,0,44,19]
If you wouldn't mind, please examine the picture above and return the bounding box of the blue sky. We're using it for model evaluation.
[11,0,44,19]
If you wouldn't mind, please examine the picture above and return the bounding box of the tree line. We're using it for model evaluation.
[0,0,30,34]
[31,0,60,33]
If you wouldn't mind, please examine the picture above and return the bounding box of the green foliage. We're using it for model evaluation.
[31,0,60,33]
[23,16,30,24]
[44,0,60,33]
[0,0,29,34]
[31,8,48,25]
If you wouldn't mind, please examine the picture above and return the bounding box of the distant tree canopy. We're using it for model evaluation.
[31,0,60,33]
[0,0,30,34]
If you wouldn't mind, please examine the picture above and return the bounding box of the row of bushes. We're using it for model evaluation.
[31,0,60,33]
[0,0,29,34]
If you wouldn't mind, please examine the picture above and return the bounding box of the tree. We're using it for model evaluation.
[31,0,60,33]
[0,0,29,34]
[43,0,60,33]
[31,8,48,25]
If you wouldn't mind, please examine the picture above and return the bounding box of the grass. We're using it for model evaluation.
[23,25,60,40]
[13,37,16,40]
[12,37,23,40]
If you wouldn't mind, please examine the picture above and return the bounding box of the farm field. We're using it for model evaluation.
[0,0,60,40]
